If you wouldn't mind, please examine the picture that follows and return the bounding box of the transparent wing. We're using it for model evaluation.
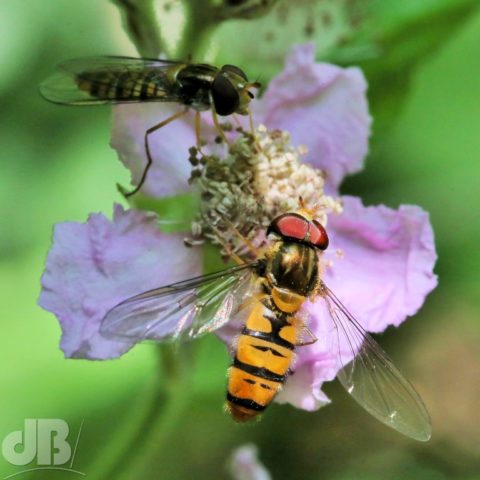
[57,56,181,73]
[100,263,257,344]
[40,56,181,105]
[320,282,432,441]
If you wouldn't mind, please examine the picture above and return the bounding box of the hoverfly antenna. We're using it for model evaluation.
[297,196,326,221]
[246,79,261,100]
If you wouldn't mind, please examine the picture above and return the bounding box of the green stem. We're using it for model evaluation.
[90,345,194,480]
[111,0,165,57]
[177,0,278,61]
[212,0,278,21]
[176,0,218,60]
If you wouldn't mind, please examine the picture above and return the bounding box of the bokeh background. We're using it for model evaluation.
[1,1,479,479]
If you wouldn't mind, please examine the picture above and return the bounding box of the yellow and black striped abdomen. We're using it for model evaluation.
[75,69,169,101]
[226,299,298,422]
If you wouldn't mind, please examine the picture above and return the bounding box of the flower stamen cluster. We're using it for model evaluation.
[187,125,342,259]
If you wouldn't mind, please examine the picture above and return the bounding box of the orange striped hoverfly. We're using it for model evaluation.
[40,57,260,196]
[101,209,431,441]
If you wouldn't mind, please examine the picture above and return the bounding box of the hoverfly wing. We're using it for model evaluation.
[321,283,432,442]
[100,262,257,344]
[57,56,180,74]
[40,71,111,105]
[40,56,180,105]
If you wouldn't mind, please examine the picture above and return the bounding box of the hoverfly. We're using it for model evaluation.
[101,209,432,441]
[40,57,260,196]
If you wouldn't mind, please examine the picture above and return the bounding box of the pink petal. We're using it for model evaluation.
[111,104,198,198]
[324,196,438,331]
[275,359,333,411]
[277,195,437,409]
[39,204,201,359]
[228,444,271,480]
[254,43,371,191]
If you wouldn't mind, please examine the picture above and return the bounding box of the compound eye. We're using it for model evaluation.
[211,73,240,116]
[311,220,329,250]
[267,214,309,241]
[221,64,248,81]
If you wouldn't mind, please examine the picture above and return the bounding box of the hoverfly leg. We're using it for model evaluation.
[124,109,188,198]
[296,323,318,347]
[211,109,230,146]
[247,110,263,155]
[209,223,245,265]
[231,114,242,128]
[194,111,206,155]
[248,110,255,136]
[221,216,260,258]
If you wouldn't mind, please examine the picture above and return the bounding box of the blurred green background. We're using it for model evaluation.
[1,1,480,479]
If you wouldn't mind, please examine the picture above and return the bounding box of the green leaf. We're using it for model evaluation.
[345,0,480,132]
[130,192,199,233]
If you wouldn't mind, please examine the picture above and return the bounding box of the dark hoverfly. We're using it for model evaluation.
[101,208,432,441]
[40,57,260,196]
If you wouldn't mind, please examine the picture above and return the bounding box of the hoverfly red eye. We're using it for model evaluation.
[311,220,329,250]
[267,214,309,241]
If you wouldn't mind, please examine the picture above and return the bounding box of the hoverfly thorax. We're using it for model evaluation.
[211,65,259,116]
[265,241,319,300]
[263,212,327,305]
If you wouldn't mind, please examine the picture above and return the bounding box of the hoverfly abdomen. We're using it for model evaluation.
[227,300,297,422]
[76,71,117,100]
[76,69,169,102]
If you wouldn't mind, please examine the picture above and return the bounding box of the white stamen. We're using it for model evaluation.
[187,126,343,259]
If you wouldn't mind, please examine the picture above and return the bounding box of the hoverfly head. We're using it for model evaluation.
[213,65,259,116]
[267,211,329,251]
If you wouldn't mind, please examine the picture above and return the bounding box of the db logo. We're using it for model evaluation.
[1,419,85,478]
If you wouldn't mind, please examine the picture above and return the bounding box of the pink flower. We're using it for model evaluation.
[39,44,437,414]
[227,444,271,480]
